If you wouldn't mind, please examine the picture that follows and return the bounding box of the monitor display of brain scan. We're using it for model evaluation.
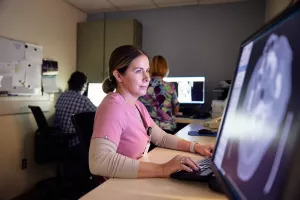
[213,10,300,200]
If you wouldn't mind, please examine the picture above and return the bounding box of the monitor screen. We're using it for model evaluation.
[163,77,205,104]
[212,5,300,200]
[87,83,107,107]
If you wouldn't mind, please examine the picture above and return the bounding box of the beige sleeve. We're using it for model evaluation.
[89,138,140,178]
[150,124,182,150]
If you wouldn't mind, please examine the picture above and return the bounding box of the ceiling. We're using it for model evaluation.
[64,0,249,13]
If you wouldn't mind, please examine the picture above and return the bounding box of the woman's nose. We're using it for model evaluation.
[143,71,150,81]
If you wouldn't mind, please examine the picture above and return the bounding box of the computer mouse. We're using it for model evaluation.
[198,129,213,134]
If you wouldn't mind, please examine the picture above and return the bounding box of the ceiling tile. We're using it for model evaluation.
[198,0,247,4]
[154,0,195,4]
[109,0,153,7]
[65,0,115,11]
[64,0,249,13]
[157,1,198,8]
[119,5,157,11]
[87,7,119,13]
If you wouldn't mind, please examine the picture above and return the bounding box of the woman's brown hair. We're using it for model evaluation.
[102,45,147,94]
[149,55,168,77]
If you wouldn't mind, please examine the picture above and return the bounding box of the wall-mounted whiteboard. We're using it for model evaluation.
[0,37,43,95]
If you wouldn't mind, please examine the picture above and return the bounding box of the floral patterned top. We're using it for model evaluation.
[139,77,179,131]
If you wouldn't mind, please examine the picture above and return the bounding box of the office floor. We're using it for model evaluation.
[12,185,89,200]
[11,178,100,200]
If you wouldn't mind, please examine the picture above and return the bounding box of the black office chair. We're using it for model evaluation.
[71,111,102,193]
[28,105,78,199]
[71,111,95,152]
[28,106,49,130]
[28,106,66,163]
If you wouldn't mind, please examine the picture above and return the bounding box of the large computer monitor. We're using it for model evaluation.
[212,2,300,200]
[86,83,107,106]
[163,77,205,104]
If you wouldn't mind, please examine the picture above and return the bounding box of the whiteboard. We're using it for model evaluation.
[0,37,43,95]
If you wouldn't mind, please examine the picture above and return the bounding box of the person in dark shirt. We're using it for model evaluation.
[54,71,96,147]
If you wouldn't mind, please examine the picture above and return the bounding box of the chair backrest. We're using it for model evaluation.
[29,105,62,164]
[28,105,49,131]
[71,111,107,185]
[71,111,96,151]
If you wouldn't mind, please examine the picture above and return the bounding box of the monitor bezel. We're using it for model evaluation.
[210,2,300,200]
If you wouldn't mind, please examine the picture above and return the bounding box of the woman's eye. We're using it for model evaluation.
[135,69,142,73]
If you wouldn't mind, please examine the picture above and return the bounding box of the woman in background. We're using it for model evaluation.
[139,55,179,134]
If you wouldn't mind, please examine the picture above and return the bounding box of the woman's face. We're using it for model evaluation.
[116,55,150,98]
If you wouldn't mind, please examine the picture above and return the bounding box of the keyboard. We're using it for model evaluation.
[170,158,213,182]
[198,157,211,170]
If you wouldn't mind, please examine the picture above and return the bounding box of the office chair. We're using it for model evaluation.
[28,105,77,199]
[71,112,104,191]
[29,105,56,163]
[28,106,49,131]
[71,111,95,152]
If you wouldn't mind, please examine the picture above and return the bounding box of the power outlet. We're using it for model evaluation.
[21,158,27,169]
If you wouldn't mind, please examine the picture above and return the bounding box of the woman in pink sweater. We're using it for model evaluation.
[89,45,214,179]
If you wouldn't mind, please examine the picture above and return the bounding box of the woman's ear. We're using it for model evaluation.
[113,70,122,83]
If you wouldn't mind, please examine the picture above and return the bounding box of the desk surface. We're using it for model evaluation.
[80,122,227,200]
[175,117,207,124]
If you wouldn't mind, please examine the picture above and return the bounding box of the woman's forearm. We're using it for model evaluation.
[90,138,166,178]
[177,139,192,152]
[89,138,140,178]
[137,162,164,178]
[150,125,181,149]
[177,140,214,156]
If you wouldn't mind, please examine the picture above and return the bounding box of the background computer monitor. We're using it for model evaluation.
[86,83,107,106]
[163,77,205,104]
[212,2,300,200]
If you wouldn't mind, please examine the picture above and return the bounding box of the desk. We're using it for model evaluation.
[80,122,227,200]
[175,117,207,124]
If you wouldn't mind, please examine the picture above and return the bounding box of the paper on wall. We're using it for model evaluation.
[25,43,43,64]
[12,61,26,87]
[0,62,14,76]
[0,37,25,62]
[25,62,41,89]
[42,75,58,93]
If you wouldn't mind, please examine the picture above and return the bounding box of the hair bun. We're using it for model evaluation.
[102,76,117,94]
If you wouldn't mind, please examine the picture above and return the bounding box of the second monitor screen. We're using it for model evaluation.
[163,77,205,104]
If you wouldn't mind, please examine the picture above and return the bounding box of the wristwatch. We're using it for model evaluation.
[189,142,196,153]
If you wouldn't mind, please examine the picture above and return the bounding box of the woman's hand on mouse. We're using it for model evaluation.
[160,155,200,177]
[194,144,214,157]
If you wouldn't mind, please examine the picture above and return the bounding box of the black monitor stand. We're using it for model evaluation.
[179,104,210,119]
[208,175,224,194]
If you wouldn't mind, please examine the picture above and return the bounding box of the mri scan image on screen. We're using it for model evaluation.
[163,77,205,104]
[237,34,293,186]
[213,10,300,200]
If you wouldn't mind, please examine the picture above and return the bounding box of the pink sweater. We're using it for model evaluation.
[92,92,155,159]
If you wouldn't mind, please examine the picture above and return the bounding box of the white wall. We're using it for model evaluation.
[0,0,86,199]
[265,0,291,21]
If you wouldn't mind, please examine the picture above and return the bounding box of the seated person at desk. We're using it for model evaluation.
[139,55,179,134]
[89,45,214,179]
[54,71,97,148]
